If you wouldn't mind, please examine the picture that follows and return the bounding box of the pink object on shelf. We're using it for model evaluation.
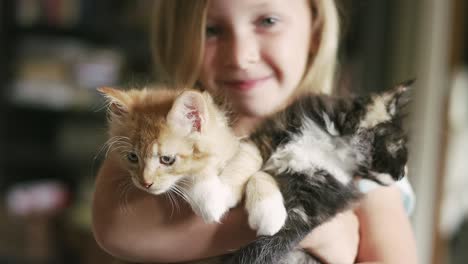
[5,180,70,216]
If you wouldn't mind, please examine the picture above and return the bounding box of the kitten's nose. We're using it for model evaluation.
[143,182,153,189]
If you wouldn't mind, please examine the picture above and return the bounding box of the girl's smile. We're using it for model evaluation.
[219,75,273,92]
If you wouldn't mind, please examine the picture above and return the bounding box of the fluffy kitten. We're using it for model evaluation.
[224,81,411,264]
[99,86,268,224]
[99,81,410,264]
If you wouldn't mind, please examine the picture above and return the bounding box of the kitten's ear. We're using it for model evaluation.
[98,87,131,116]
[167,91,208,135]
[385,80,413,116]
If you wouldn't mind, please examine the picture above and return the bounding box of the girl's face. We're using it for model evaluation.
[199,0,313,118]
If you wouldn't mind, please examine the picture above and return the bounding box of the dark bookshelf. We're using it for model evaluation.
[0,0,15,189]
[464,8,468,66]
[337,0,397,94]
[0,1,152,262]
[1,0,152,190]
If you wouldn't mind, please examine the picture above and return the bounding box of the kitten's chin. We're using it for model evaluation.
[138,184,170,195]
[137,186,169,195]
[149,188,168,195]
[133,180,169,195]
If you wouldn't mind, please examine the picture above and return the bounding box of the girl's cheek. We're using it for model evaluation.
[202,50,217,76]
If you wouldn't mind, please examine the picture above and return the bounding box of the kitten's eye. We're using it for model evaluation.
[160,155,176,166]
[386,142,399,154]
[127,152,139,163]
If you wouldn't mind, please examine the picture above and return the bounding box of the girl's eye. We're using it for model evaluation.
[259,16,279,27]
[160,155,176,166]
[206,25,221,38]
[127,152,139,163]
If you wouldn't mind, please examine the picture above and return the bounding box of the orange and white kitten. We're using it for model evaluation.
[98,86,280,226]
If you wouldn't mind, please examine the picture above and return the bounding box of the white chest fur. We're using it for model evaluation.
[264,116,358,185]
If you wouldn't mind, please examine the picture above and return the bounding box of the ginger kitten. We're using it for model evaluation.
[98,86,275,225]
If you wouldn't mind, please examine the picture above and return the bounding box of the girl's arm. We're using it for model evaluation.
[93,156,363,263]
[299,211,360,263]
[355,185,418,263]
[92,156,256,263]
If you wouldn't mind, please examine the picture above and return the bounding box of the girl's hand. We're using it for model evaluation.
[299,210,360,264]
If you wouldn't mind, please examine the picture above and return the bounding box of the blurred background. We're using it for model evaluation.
[0,0,466,263]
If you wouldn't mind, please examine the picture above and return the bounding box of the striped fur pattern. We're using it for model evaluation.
[225,81,411,264]
[192,250,321,264]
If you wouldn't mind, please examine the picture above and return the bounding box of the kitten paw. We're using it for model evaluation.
[199,197,229,223]
[247,192,287,236]
[190,180,230,223]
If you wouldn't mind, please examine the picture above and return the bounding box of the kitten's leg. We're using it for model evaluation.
[189,169,232,223]
[219,140,263,208]
[189,140,262,223]
[245,171,287,236]
[227,170,361,264]
[219,140,287,236]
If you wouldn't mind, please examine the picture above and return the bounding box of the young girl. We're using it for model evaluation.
[92,0,418,263]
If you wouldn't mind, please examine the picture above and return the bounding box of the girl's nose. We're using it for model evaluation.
[224,33,259,69]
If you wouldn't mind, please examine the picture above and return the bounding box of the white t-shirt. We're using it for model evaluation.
[357,176,415,215]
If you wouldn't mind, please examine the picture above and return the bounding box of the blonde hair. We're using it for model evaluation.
[151,0,340,94]
[151,0,209,87]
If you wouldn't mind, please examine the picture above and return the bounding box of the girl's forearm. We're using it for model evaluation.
[355,185,418,264]
[92,157,256,263]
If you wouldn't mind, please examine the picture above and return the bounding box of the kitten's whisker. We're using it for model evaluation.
[124,183,135,213]
[111,146,131,154]
[176,179,193,198]
[171,190,183,214]
[171,187,187,202]
[116,178,135,214]
[96,136,133,159]
[113,143,132,149]
[166,191,181,218]
[110,136,131,142]
[105,136,130,147]
[172,193,181,214]
[112,142,132,149]
[118,182,130,213]
[177,178,192,189]
[94,144,109,160]
[94,137,121,160]
[176,182,191,190]
[172,186,192,205]
[107,144,131,157]
[167,192,175,218]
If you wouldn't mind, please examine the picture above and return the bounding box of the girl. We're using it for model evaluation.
[92,0,418,263]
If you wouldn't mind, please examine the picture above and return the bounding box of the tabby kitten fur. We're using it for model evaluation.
[225,82,411,264]
[182,83,411,264]
[99,86,271,224]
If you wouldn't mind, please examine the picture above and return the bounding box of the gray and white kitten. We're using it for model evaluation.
[224,81,411,264]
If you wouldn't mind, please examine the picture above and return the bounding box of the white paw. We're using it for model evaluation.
[190,180,230,223]
[197,196,229,223]
[224,188,238,209]
[247,192,287,236]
